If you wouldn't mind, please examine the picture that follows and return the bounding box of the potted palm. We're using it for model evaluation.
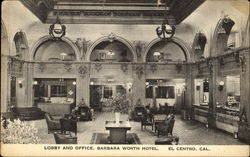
[108,93,131,124]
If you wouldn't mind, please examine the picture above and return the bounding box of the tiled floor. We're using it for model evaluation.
[33,112,246,145]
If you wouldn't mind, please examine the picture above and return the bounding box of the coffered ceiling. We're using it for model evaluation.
[19,0,205,25]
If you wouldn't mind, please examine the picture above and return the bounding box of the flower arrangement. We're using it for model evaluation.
[1,119,40,144]
[105,93,132,114]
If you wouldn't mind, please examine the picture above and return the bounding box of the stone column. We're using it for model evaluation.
[208,59,218,128]
[26,62,34,107]
[132,64,146,106]
[1,55,8,112]
[76,64,90,106]
[185,64,194,118]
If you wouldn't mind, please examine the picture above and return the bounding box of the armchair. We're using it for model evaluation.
[156,114,175,137]
[53,132,77,144]
[74,106,92,121]
[60,118,77,136]
[134,105,146,121]
[44,112,61,133]
[141,113,154,131]
[159,103,168,114]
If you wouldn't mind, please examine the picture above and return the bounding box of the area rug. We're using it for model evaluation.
[90,133,142,144]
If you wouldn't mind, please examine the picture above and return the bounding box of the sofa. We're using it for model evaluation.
[11,107,45,120]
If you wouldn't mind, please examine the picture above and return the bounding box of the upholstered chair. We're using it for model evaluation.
[134,105,146,121]
[156,114,175,137]
[44,112,61,133]
[60,118,77,136]
[74,106,92,121]
[141,113,154,131]
[53,132,77,144]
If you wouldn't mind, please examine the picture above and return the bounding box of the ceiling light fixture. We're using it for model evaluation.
[156,1,175,40]
[49,0,66,40]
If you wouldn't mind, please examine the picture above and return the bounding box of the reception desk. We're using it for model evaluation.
[215,106,239,134]
[38,103,71,116]
[192,105,209,124]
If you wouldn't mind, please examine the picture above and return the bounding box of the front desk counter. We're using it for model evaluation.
[38,103,71,116]
[192,104,240,134]
[192,104,209,124]
[215,106,239,134]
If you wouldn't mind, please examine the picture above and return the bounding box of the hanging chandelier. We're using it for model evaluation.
[49,1,66,40]
[155,1,175,40]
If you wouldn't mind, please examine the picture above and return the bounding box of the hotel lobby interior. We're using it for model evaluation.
[1,0,250,145]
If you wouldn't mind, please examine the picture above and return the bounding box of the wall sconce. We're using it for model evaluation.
[33,81,38,85]
[72,81,76,85]
[18,80,23,88]
[196,82,201,91]
[90,81,94,85]
[218,81,224,91]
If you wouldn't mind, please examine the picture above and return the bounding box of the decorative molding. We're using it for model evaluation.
[218,56,225,68]
[8,57,24,75]
[197,63,203,74]
[120,63,128,73]
[133,41,146,60]
[94,63,102,72]
[176,63,182,73]
[206,59,213,74]
[64,63,72,72]
[38,63,46,72]
[239,55,246,72]
[75,38,90,61]
[149,63,157,73]
[233,52,241,63]
[107,32,116,42]
[135,65,144,79]
[78,65,88,78]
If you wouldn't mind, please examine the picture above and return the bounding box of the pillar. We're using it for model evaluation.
[132,64,146,106]
[76,64,90,106]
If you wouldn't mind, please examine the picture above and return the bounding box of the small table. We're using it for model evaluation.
[105,121,131,144]
[153,114,167,133]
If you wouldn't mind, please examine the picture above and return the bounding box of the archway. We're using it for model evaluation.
[86,34,137,62]
[29,35,81,61]
[143,37,191,62]
[212,17,235,56]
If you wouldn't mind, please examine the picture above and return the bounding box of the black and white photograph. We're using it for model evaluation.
[1,0,249,156]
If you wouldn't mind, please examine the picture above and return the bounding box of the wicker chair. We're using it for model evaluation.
[44,112,61,133]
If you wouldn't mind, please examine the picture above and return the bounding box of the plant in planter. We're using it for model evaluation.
[106,93,132,124]
[1,119,40,144]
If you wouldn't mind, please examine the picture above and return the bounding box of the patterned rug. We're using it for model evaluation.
[90,133,142,144]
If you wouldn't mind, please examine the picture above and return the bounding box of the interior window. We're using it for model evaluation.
[103,86,113,98]
[156,86,175,98]
[146,86,153,98]
[51,85,67,97]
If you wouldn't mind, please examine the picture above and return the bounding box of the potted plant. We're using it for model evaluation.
[1,119,40,144]
[107,93,131,124]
